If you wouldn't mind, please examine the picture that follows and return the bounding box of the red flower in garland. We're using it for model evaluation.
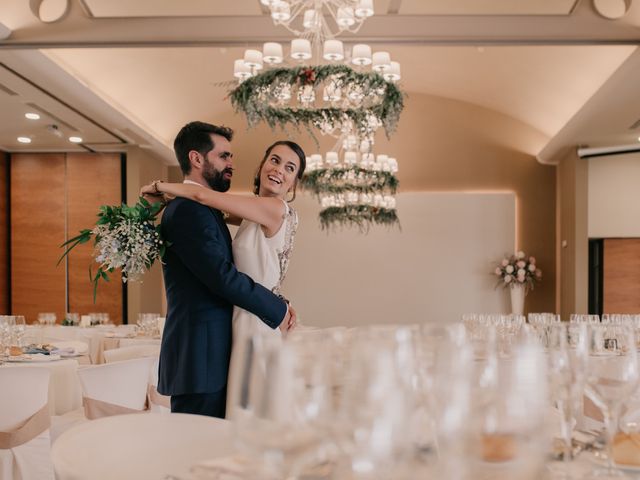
[299,68,316,85]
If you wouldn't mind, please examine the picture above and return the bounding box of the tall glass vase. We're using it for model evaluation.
[510,284,525,315]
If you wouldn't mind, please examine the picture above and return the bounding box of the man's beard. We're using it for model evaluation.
[203,161,232,192]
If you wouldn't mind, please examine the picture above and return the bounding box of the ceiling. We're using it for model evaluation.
[0,0,640,164]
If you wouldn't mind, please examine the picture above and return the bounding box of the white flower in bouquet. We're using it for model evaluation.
[493,251,542,292]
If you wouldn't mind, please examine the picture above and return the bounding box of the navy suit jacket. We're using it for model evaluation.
[157,197,287,396]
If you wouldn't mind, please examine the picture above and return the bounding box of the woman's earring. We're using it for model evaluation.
[286,189,296,202]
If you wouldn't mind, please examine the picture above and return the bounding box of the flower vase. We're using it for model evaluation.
[510,284,525,315]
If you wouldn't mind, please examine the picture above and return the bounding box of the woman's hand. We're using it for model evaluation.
[140,181,162,197]
[140,181,174,204]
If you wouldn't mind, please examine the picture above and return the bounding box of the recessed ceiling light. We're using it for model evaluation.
[637,136,640,142]
[17,136,32,144]
[25,112,40,120]
[69,136,83,143]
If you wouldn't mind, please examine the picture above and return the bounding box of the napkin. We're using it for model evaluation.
[191,455,249,480]
[23,347,51,355]
[613,432,640,467]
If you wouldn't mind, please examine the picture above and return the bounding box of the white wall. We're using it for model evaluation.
[281,191,516,327]
[588,152,640,238]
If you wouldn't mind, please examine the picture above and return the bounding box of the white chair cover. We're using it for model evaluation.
[0,367,54,480]
[103,345,160,363]
[77,357,154,418]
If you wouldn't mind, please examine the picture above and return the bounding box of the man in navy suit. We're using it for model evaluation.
[156,121,294,418]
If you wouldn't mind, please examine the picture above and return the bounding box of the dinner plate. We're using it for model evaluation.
[588,451,640,473]
[6,353,61,362]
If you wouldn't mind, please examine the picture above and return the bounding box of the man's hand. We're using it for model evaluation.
[279,305,297,334]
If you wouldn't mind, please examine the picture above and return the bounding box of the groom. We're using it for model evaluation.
[156,121,294,418]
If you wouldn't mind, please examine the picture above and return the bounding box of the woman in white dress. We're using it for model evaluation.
[141,140,306,336]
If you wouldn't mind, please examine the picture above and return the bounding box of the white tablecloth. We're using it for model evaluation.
[26,326,108,364]
[2,358,82,415]
[51,413,234,480]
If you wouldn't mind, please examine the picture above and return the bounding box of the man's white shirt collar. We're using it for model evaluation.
[183,179,205,187]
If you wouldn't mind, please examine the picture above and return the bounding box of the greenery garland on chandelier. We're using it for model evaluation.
[319,206,399,231]
[229,63,404,232]
[229,64,404,140]
[301,167,398,195]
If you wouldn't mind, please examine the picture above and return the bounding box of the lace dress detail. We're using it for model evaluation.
[272,206,298,296]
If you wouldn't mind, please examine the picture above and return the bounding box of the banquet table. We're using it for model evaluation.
[49,411,640,480]
[51,413,235,480]
[1,358,82,415]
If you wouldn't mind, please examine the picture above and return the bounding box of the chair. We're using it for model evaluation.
[0,366,54,480]
[103,344,160,363]
[77,357,154,419]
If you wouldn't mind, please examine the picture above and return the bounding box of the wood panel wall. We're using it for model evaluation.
[0,154,8,314]
[67,153,123,324]
[603,238,640,313]
[11,154,66,323]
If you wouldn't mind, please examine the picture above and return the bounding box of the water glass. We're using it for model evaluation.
[38,312,57,325]
[584,324,639,479]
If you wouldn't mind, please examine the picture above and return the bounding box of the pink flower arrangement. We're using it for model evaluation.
[494,251,542,291]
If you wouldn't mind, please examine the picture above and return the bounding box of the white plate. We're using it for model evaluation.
[588,450,640,473]
[6,353,61,362]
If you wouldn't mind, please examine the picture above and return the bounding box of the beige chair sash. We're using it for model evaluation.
[147,385,171,409]
[0,404,50,449]
[83,396,145,420]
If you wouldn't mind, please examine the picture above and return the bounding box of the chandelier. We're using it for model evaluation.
[230,0,403,231]
[260,0,374,38]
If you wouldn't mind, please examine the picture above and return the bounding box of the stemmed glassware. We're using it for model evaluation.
[232,331,336,480]
[584,324,639,479]
[546,323,589,479]
[37,312,57,325]
[12,315,26,347]
[0,316,15,362]
[474,337,550,480]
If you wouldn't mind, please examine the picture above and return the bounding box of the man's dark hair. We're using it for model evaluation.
[173,121,234,175]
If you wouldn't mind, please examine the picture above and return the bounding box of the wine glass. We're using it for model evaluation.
[332,327,416,480]
[546,323,588,479]
[0,316,14,362]
[473,337,549,480]
[584,324,639,479]
[232,331,334,480]
[12,315,26,347]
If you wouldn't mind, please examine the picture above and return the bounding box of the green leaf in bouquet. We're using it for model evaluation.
[56,229,93,266]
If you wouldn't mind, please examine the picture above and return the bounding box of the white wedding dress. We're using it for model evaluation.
[225,200,298,416]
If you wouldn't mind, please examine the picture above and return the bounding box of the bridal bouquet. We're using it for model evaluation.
[494,251,542,291]
[58,197,166,301]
